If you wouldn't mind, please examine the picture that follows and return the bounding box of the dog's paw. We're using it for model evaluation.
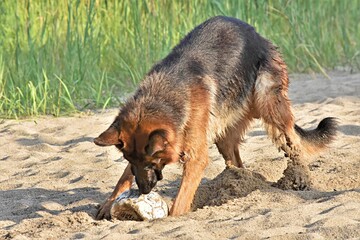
[96,199,114,220]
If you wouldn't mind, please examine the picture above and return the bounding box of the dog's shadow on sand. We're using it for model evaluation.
[0,187,106,228]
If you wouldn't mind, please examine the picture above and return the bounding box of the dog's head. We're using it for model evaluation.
[94,116,179,194]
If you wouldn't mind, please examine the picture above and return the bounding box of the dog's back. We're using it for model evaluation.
[150,16,270,105]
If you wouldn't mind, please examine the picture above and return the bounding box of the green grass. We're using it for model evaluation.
[0,0,359,118]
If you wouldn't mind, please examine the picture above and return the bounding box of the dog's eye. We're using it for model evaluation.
[116,140,124,149]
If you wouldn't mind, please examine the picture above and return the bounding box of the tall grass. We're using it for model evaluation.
[0,0,359,118]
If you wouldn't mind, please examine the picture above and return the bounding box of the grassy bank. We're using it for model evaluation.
[0,0,359,118]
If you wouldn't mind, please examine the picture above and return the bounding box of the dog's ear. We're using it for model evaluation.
[145,130,168,157]
[94,125,121,146]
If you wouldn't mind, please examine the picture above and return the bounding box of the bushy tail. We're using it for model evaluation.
[295,117,338,154]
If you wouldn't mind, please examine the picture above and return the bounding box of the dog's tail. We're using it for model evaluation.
[294,117,338,155]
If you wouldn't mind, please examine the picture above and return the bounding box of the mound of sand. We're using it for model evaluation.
[193,159,314,211]
[273,160,312,190]
[193,167,271,209]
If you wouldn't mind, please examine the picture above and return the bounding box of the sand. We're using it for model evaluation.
[1,71,359,239]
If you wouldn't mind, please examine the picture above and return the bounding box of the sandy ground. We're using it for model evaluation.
[1,71,359,240]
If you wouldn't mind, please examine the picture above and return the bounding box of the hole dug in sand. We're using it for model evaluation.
[192,162,312,210]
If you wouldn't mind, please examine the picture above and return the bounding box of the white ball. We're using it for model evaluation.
[110,189,168,221]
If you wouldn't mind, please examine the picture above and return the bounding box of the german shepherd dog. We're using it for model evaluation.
[94,16,337,219]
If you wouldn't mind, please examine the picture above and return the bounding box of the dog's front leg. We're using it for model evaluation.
[170,148,209,216]
[96,163,134,220]
[169,83,211,216]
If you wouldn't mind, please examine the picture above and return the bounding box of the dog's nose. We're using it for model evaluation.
[137,178,157,194]
[155,169,163,181]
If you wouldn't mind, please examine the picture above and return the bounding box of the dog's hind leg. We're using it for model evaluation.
[254,54,312,190]
[254,53,301,159]
[215,118,252,168]
[255,47,337,158]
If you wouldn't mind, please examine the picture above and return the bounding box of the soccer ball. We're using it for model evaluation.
[110,189,168,221]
